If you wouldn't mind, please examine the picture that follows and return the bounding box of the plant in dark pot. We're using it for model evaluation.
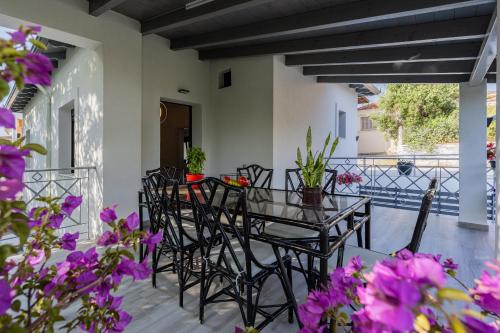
[296,126,339,206]
[186,146,206,184]
[397,159,414,176]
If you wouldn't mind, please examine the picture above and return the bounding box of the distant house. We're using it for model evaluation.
[357,103,393,155]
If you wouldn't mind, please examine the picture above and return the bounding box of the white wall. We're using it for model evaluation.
[141,35,211,174]
[273,56,358,188]
[209,56,274,176]
[22,46,103,236]
[0,0,142,220]
[357,108,389,155]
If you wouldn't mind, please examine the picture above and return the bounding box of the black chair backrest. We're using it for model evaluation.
[237,164,273,189]
[404,178,438,253]
[188,177,269,276]
[285,168,337,195]
[146,166,184,184]
[142,173,195,250]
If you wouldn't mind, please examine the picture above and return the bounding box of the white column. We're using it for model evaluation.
[459,81,488,230]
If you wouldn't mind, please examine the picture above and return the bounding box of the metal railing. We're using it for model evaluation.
[327,156,495,222]
[1,166,98,243]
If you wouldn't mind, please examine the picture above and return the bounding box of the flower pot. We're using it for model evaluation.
[186,173,204,189]
[489,160,496,169]
[397,162,413,176]
[302,187,323,206]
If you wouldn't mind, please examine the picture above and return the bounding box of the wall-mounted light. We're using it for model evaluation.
[160,102,167,124]
[178,88,190,94]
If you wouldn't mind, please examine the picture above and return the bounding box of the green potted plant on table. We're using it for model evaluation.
[296,126,339,206]
[186,146,206,183]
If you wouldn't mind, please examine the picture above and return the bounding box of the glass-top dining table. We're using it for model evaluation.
[138,186,372,285]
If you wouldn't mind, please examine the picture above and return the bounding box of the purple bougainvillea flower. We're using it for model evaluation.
[0,145,28,179]
[60,232,79,251]
[115,257,151,281]
[142,230,162,248]
[471,262,500,314]
[48,213,64,228]
[0,279,14,315]
[0,178,23,200]
[16,52,53,86]
[100,205,118,223]
[462,315,498,333]
[97,231,119,247]
[442,258,459,270]
[8,30,26,44]
[113,310,132,332]
[61,195,82,216]
[76,271,98,292]
[124,212,139,231]
[28,25,41,33]
[345,255,363,276]
[0,108,15,129]
[27,249,45,266]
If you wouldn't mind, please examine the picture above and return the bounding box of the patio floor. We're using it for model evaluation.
[60,206,494,333]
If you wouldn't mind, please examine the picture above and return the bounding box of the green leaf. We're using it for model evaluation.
[22,143,47,155]
[11,300,21,312]
[449,315,467,333]
[0,79,9,100]
[29,38,47,50]
[11,220,29,245]
[5,324,25,333]
[414,313,430,332]
[0,244,18,264]
[437,288,472,302]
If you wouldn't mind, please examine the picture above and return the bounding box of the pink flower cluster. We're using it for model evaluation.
[297,251,500,333]
[487,142,496,161]
[337,172,363,186]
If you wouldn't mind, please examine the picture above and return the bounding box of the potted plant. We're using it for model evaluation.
[296,126,339,206]
[487,142,496,168]
[397,159,414,176]
[186,146,206,183]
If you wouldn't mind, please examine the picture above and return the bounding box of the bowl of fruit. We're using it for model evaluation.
[223,176,250,187]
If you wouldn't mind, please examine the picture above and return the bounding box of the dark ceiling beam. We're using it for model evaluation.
[317,74,496,84]
[142,0,272,35]
[285,42,481,66]
[470,10,497,85]
[303,60,496,76]
[198,16,490,60]
[89,0,127,16]
[172,0,494,50]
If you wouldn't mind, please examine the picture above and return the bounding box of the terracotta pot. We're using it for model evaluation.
[302,187,323,206]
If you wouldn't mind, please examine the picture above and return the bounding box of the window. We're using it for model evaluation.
[218,69,231,89]
[361,116,373,131]
[338,110,346,139]
[58,101,75,174]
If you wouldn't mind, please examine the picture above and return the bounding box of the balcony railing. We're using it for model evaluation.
[327,155,495,221]
[1,166,98,243]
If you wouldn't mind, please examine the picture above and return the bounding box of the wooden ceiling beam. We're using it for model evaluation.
[285,43,481,66]
[470,10,497,85]
[142,0,272,35]
[317,74,496,83]
[172,0,494,50]
[198,16,490,60]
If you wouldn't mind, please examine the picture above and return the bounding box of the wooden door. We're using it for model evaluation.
[160,102,192,171]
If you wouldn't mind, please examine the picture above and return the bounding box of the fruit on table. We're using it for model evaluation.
[238,176,250,187]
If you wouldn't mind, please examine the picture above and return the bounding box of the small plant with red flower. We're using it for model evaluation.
[337,172,363,186]
[487,142,496,161]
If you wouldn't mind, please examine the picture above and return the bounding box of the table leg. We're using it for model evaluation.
[364,201,371,250]
[319,229,329,285]
[138,191,144,262]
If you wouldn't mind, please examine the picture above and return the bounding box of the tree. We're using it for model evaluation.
[373,84,459,152]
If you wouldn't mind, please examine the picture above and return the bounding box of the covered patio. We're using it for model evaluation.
[0,0,499,332]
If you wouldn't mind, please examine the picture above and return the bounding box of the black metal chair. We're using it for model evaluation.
[284,168,337,195]
[237,164,273,189]
[146,166,185,184]
[188,177,297,330]
[335,178,438,269]
[142,172,200,307]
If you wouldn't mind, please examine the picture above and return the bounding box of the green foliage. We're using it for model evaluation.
[295,126,339,188]
[373,84,459,152]
[488,120,496,141]
[186,146,206,174]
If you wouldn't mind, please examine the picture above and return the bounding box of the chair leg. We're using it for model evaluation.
[286,259,294,324]
[199,261,206,324]
[246,283,254,327]
[307,255,315,291]
[178,251,185,308]
[336,244,345,268]
[356,228,363,247]
[335,224,342,236]
[152,245,158,288]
